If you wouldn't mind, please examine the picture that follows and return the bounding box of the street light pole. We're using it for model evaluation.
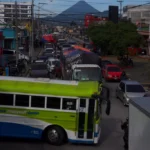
[38,3,47,39]
[148,21,150,55]
[15,1,19,66]
[31,0,34,62]
[117,0,123,18]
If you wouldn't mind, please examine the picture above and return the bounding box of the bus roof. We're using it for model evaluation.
[0,77,99,98]
[72,64,100,70]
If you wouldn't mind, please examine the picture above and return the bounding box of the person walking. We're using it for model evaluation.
[5,64,9,76]
[121,71,128,80]
[121,118,129,149]
[0,65,3,75]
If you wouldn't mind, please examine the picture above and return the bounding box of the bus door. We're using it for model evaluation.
[77,98,95,140]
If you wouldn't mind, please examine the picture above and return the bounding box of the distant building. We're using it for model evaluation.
[0,2,31,24]
[123,5,150,24]
[84,14,108,27]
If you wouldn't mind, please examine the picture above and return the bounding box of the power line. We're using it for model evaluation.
[55,0,111,4]
[126,2,150,9]
[51,0,150,4]
[34,5,105,16]
[34,2,150,16]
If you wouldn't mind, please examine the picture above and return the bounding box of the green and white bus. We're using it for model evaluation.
[0,77,110,145]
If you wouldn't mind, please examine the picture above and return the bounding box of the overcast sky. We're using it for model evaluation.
[3,0,149,15]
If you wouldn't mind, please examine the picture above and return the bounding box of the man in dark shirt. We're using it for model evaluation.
[121,118,129,149]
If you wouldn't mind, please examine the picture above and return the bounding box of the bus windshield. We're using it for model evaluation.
[73,67,102,82]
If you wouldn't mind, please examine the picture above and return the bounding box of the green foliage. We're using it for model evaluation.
[87,21,144,55]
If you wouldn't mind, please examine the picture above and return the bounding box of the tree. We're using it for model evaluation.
[70,21,77,26]
[87,21,144,55]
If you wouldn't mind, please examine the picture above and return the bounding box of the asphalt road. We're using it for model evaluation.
[1,38,129,149]
[0,81,128,150]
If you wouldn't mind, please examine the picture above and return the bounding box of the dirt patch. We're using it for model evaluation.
[102,56,150,63]
[125,62,150,83]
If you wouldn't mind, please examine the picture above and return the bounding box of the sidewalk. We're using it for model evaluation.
[137,55,150,60]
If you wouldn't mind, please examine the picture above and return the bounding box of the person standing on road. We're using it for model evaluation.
[121,118,129,149]
[5,64,9,76]
[83,43,85,48]
[0,65,3,75]
[121,71,128,80]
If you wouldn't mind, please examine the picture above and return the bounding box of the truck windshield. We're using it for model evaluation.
[73,67,102,82]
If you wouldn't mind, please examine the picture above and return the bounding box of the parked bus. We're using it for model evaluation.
[0,77,110,145]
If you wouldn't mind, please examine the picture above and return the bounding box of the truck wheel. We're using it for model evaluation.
[45,126,65,145]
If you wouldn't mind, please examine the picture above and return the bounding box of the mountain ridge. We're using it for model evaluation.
[44,0,108,24]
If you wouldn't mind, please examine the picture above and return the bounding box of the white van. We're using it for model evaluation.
[46,58,60,72]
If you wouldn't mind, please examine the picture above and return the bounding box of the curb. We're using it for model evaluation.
[137,56,150,60]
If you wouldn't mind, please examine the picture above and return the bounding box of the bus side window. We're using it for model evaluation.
[47,97,61,109]
[15,95,29,107]
[0,93,13,106]
[31,96,45,108]
[62,98,76,110]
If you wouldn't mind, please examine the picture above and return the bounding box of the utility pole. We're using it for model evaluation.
[38,3,47,39]
[148,21,150,55]
[117,0,123,18]
[37,3,41,39]
[31,0,34,62]
[15,1,18,66]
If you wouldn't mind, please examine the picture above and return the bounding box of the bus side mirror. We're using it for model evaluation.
[92,86,111,116]
[101,85,111,115]
[106,100,111,115]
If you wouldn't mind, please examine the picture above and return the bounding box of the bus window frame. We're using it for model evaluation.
[0,92,79,113]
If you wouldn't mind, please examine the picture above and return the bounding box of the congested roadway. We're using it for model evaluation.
[0,35,130,150]
[0,81,128,150]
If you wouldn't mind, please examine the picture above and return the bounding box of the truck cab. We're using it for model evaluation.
[71,64,102,82]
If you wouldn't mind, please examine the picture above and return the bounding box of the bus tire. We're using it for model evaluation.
[45,126,65,145]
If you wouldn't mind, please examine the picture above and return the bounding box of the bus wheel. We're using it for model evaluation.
[46,126,65,145]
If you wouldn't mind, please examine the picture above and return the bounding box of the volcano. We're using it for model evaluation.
[51,0,103,23]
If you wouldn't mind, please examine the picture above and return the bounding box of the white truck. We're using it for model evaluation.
[62,50,102,82]
[129,97,150,150]
[63,64,102,82]
[71,64,102,82]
